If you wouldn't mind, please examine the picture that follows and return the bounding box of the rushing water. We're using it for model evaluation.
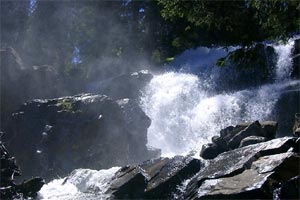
[140,38,297,156]
[39,38,298,198]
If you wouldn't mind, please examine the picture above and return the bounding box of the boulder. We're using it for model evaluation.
[185,137,298,199]
[87,70,153,100]
[274,176,299,199]
[0,48,68,126]
[200,121,278,159]
[200,143,224,160]
[108,156,202,199]
[0,141,44,199]
[273,89,300,137]
[2,94,160,180]
[239,136,268,147]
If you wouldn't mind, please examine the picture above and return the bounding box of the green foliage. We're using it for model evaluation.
[158,0,299,47]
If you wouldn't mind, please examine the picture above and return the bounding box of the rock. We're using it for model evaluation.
[274,176,299,200]
[273,89,300,137]
[228,121,264,149]
[108,156,202,199]
[2,94,159,180]
[291,39,300,79]
[260,121,278,139]
[200,121,278,159]
[0,141,44,199]
[293,113,300,137]
[87,70,153,100]
[200,143,224,160]
[196,152,299,199]
[0,48,68,127]
[239,136,268,147]
[185,137,296,199]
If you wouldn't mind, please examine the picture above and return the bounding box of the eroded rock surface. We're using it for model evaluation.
[2,94,160,180]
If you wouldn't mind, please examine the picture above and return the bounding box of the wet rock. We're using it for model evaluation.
[186,137,296,199]
[228,121,263,148]
[0,141,44,199]
[293,113,300,137]
[273,89,300,137]
[108,156,202,199]
[87,70,153,100]
[200,143,224,160]
[239,136,268,147]
[274,176,299,199]
[196,152,299,199]
[200,121,278,159]
[2,94,159,180]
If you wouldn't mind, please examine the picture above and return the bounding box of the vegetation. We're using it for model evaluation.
[1,0,299,77]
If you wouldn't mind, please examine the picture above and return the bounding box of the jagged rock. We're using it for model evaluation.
[0,48,67,118]
[239,136,268,147]
[228,121,264,148]
[0,141,44,199]
[274,176,299,199]
[2,94,160,180]
[200,121,278,159]
[293,113,300,137]
[186,137,296,199]
[87,70,153,100]
[108,156,202,199]
[273,89,300,137]
[200,143,224,160]
[196,152,299,199]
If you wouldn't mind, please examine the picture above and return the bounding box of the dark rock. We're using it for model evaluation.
[228,121,264,149]
[0,48,67,116]
[87,70,153,100]
[108,156,202,199]
[273,89,300,137]
[274,176,299,200]
[291,39,300,79]
[260,121,278,139]
[185,137,296,199]
[293,113,300,137]
[0,141,44,199]
[2,94,159,180]
[200,143,223,159]
[211,136,229,151]
[239,136,268,147]
[196,152,299,199]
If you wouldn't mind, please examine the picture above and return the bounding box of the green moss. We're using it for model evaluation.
[56,99,74,111]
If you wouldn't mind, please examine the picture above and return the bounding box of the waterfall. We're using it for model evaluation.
[141,39,298,157]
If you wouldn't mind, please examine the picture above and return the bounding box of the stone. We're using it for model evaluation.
[197,152,299,199]
[239,136,268,147]
[200,143,224,159]
[274,176,299,199]
[2,94,159,180]
[0,141,44,199]
[108,156,202,199]
[228,121,264,148]
[185,137,296,199]
[87,70,153,100]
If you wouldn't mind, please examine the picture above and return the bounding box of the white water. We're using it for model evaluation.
[141,39,298,156]
[38,38,298,199]
[38,167,120,199]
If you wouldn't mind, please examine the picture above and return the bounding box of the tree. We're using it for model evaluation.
[158,0,300,48]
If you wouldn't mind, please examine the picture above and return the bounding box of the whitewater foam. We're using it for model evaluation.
[38,167,120,200]
[141,38,298,157]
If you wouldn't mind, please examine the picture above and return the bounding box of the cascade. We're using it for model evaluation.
[141,38,298,156]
